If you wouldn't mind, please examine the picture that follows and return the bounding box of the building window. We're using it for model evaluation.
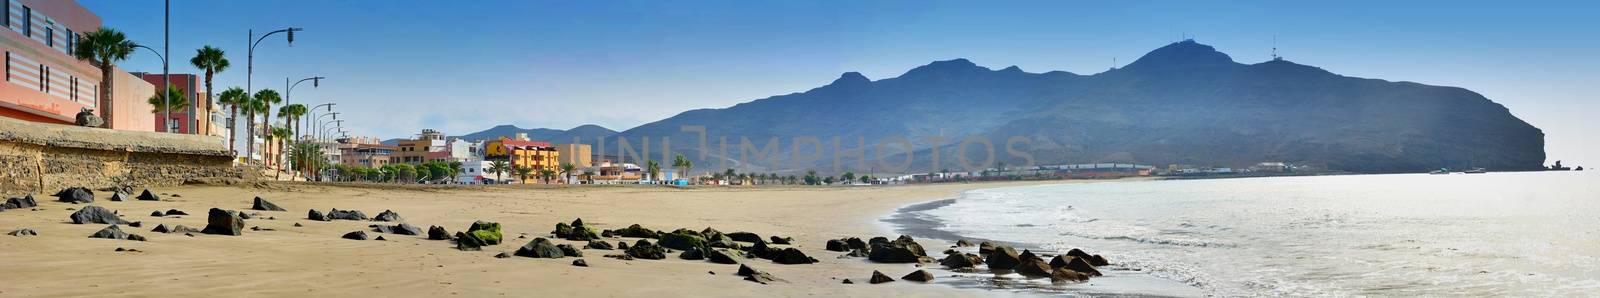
[66,28,73,52]
[22,5,30,37]
[45,26,52,47]
[2,0,8,27]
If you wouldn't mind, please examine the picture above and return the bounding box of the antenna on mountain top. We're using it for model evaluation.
[1272,36,1281,61]
[1112,57,1118,70]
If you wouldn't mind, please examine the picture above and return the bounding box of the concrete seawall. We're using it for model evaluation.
[0,117,240,194]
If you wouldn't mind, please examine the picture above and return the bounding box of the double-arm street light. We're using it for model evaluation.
[320,119,344,141]
[131,44,171,133]
[314,111,339,141]
[308,103,335,141]
[246,27,302,163]
[286,76,324,141]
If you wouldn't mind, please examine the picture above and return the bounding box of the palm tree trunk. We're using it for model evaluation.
[275,138,284,180]
[203,71,213,136]
[98,63,115,128]
[246,110,256,163]
[228,106,238,156]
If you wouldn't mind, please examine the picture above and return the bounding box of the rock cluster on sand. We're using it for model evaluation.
[726,232,762,243]
[613,224,656,238]
[55,187,94,203]
[136,189,160,201]
[985,245,1021,269]
[89,225,146,241]
[151,224,199,234]
[657,229,707,251]
[555,218,601,241]
[109,192,130,201]
[201,208,246,236]
[941,253,983,269]
[324,209,369,221]
[455,221,502,251]
[70,206,130,224]
[772,248,818,264]
[584,240,614,250]
[252,197,286,211]
[707,248,741,264]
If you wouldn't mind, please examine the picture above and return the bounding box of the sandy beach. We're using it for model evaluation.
[0,180,1084,297]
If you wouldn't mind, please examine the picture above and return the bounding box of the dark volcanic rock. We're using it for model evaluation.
[109,192,129,201]
[867,235,928,263]
[342,231,369,240]
[89,225,143,241]
[1015,257,1054,278]
[56,187,94,203]
[1064,248,1110,266]
[679,246,705,260]
[616,241,629,250]
[558,244,583,257]
[625,239,667,260]
[153,224,199,234]
[845,237,868,251]
[456,221,503,251]
[727,232,763,243]
[373,223,423,235]
[978,241,997,255]
[136,189,160,201]
[844,249,869,258]
[375,236,386,241]
[941,253,983,269]
[708,249,741,264]
[201,208,245,236]
[7,228,38,236]
[571,259,588,267]
[564,226,601,241]
[427,225,451,240]
[746,240,781,260]
[70,206,129,224]
[768,235,792,245]
[514,238,565,258]
[129,221,142,228]
[307,209,327,221]
[4,195,38,209]
[772,248,818,264]
[373,210,403,222]
[150,210,164,217]
[585,240,614,250]
[325,209,368,221]
[553,222,573,238]
[738,264,783,284]
[1060,255,1103,276]
[1051,268,1090,282]
[494,252,511,258]
[902,270,935,282]
[164,209,187,216]
[657,230,708,251]
[252,197,286,211]
[956,239,975,247]
[986,245,1021,270]
[825,239,849,252]
[869,270,895,284]
[615,224,656,238]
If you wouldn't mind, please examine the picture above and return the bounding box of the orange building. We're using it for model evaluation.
[134,72,217,135]
[0,0,154,130]
[485,137,560,184]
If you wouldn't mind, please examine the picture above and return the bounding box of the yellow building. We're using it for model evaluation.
[554,143,592,168]
[485,137,560,184]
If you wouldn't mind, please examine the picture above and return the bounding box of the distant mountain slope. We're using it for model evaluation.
[604,40,1544,174]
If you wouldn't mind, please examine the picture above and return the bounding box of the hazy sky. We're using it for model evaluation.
[83,0,1598,166]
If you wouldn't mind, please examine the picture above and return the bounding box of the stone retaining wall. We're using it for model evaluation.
[0,117,240,194]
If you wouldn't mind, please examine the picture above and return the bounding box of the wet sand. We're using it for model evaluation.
[0,181,1071,297]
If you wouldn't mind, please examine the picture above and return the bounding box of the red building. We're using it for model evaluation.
[134,72,214,134]
[0,0,155,130]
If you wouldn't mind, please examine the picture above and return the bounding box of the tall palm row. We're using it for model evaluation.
[189,46,229,136]
[271,127,291,179]
[72,28,136,128]
[249,89,281,164]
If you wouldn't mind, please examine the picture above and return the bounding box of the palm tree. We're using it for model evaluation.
[147,85,190,130]
[216,87,248,156]
[244,95,268,162]
[72,28,136,128]
[539,169,557,184]
[645,160,661,181]
[513,166,534,185]
[271,127,291,179]
[189,45,229,136]
[557,163,577,184]
[672,154,693,181]
[447,161,463,184]
[249,89,281,164]
[488,160,510,184]
[281,104,307,141]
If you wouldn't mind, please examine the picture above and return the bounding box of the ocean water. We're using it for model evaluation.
[909,172,1600,297]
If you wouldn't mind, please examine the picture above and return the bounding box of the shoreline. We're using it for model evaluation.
[879,178,1205,297]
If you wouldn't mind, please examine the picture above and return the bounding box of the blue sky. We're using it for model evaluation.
[83,0,1599,166]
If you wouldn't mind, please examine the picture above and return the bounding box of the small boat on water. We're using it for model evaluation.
[1464,168,1487,174]
[1429,168,1451,175]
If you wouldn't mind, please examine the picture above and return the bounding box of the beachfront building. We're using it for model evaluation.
[579,160,643,184]
[484,135,560,184]
[392,128,447,164]
[338,137,396,168]
[0,0,156,130]
[455,156,493,184]
[133,72,221,137]
[554,143,592,167]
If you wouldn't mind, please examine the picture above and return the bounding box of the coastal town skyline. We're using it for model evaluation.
[79,0,1599,166]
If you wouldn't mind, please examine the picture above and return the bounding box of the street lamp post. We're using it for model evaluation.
[285,76,324,142]
[308,103,334,141]
[315,112,338,141]
[246,27,303,163]
[132,44,170,133]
